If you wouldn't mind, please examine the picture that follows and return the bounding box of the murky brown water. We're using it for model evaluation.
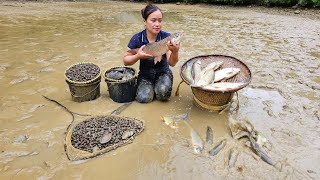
[0,1,319,179]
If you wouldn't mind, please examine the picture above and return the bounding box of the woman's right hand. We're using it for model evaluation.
[136,45,153,59]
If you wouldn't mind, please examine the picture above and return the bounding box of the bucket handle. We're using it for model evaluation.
[71,84,100,98]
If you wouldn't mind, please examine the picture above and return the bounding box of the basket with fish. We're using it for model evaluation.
[65,62,101,102]
[104,66,138,103]
[179,55,251,111]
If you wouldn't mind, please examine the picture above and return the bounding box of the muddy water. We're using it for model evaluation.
[0,1,319,179]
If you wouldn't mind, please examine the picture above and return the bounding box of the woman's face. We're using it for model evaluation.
[144,10,162,35]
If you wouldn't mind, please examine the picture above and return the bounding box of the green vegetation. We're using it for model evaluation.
[129,0,320,7]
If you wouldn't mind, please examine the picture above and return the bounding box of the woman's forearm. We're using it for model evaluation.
[123,53,139,66]
[168,51,179,67]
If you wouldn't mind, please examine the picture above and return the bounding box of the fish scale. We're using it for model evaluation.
[127,32,183,58]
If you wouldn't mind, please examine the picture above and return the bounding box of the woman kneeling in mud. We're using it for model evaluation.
[123,4,180,103]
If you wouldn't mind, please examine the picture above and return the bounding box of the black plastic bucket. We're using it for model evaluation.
[104,66,137,103]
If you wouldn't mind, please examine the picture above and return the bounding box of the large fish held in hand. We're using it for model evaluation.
[127,32,183,64]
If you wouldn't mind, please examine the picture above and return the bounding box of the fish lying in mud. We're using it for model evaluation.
[181,120,204,154]
[161,112,189,129]
[161,116,178,129]
[110,102,132,115]
[202,82,245,91]
[228,147,239,168]
[248,135,274,166]
[127,32,183,63]
[228,117,277,168]
[206,126,213,145]
[214,68,240,82]
[209,139,226,156]
[190,126,204,154]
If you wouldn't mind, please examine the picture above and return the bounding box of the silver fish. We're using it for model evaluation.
[182,61,194,84]
[192,60,202,85]
[206,126,213,145]
[194,61,223,87]
[203,82,245,91]
[248,135,274,166]
[110,102,132,115]
[100,131,112,144]
[209,139,226,156]
[183,121,204,154]
[201,61,224,72]
[228,148,239,168]
[195,68,215,87]
[161,112,189,129]
[214,68,240,82]
[122,130,134,140]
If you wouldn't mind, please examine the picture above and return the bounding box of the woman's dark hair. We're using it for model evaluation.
[141,4,162,21]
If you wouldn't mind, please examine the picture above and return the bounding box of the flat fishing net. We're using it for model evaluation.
[42,96,144,161]
[65,115,144,161]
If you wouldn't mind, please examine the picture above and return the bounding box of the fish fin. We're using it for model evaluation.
[154,56,162,64]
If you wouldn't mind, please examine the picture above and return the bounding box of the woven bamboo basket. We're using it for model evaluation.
[65,62,101,102]
[180,55,251,110]
[104,66,138,103]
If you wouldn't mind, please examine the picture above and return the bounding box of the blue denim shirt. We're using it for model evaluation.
[128,29,173,82]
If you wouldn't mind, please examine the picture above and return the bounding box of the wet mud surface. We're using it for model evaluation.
[0,1,319,179]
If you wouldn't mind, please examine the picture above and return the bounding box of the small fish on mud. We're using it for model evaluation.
[191,128,204,154]
[161,112,189,129]
[100,131,112,144]
[161,116,178,129]
[206,126,213,145]
[110,102,132,115]
[209,139,226,156]
[173,112,190,121]
[248,135,274,166]
[256,132,267,147]
[203,82,245,91]
[182,61,194,84]
[127,32,183,63]
[214,68,240,82]
[228,148,239,168]
[182,120,204,154]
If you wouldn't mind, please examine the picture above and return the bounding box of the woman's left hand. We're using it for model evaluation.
[166,40,180,53]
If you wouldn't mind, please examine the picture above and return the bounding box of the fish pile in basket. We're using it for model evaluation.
[182,60,244,91]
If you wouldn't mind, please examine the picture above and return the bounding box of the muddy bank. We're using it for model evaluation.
[0,1,319,180]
